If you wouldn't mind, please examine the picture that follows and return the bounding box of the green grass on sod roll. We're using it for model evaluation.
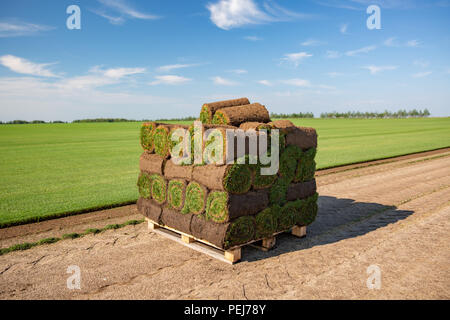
[137,173,152,199]
[279,145,302,181]
[269,176,290,205]
[154,126,170,157]
[295,147,317,182]
[278,201,300,231]
[255,207,278,239]
[1,118,448,227]
[252,161,277,189]
[200,105,211,124]
[224,215,256,248]
[140,122,156,151]
[150,174,167,204]
[167,180,185,210]
[205,191,228,223]
[297,193,319,226]
[223,164,253,194]
[212,112,228,125]
[182,182,206,214]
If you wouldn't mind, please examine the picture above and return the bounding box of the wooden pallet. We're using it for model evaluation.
[145,218,307,264]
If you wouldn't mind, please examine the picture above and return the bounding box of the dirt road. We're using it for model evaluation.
[1,150,449,299]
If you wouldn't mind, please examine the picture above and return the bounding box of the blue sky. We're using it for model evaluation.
[0,0,449,121]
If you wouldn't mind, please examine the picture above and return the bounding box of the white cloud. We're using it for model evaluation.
[258,80,272,86]
[207,0,310,30]
[412,71,432,78]
[281,52,313,67]
[346,45,376,56]
[413,59,430,68]
[301,39,325,46]
[149,75,192,85]
[327,72,344,78]
[156,63,200,72]
[0,55,59,77]
[325,50,341,59]
[244,35,263,41]
[0,20,54,37]
[384,37,397,47]
[281,78,311,87]
[406,40,420,47]
[94,0,160,24]
[363,65,398,75]
[340,23,348,34]
[229,69,248,74]
[211,76,238,86]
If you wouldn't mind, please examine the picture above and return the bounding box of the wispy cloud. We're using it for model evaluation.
[325,50,341,59]
[244,35,263,41]
[413,59,430,68]
[326,72,345,78]
[211,76,239,86]
[363,65,398,75]
[0,20,54,38]
[229,69,248,74]
[281,78,311,87]
[281,52,313,67]
[94,0,160,24]
[412,71,432,78]
[301,39,326,46]
[149,75,192,85]
[156,63,201,73]
[340,23,349,34]
[346,45,376,56]
[258,80,273,86]
[384,37,421,47]
[207,0,312,30]
[0,55,59,77]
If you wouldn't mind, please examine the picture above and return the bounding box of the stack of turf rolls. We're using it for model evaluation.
[137,98,319,250]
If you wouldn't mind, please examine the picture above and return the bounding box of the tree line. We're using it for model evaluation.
[320,109,430,119]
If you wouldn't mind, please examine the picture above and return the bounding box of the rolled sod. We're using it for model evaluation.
[140,122,157,152]
[252,161,277,189]
[164,160,193,180]
[269,176,290,206]
[296,193,319,226]
[160,207,193,234]
[137,172,152,199]
[279,145,303,181]
[192,164,253,195]
[150,174,167,205]
[286,127,318,150]
[277,201,301,231]
[295,148,317,182]
[154,125,173,158]
[167,179,186,211]
[200,97,250,124]
[137,198,162,223]
[239,122,274,131]
[255,207,278,239]
[168,125,190,161]
[182,181,208,215]
[286,179,317,201]
[224,216,256,248]
[212,103,271,127]
[139,152,166,175]
[205,190,269,223]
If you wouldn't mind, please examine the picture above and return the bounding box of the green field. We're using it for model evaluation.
[0,118,449,227]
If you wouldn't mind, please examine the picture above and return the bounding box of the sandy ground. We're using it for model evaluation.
[0,150,449,299]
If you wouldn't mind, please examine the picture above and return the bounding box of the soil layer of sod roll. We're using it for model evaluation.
[286,127,318,150]
[140,152,166,175]
[200,97,250,124]
[150,174,167,205]
[212,103,271,127]
[255,207,278,239]
[239,122,274,131]
[137,198,162,223]
[286,179,317,201]
[160,207,193,234]
[167,179,187,210]
[137,172,152,199]
[164,160,193,180]
[205,190,269,223]
[140,122,157,152]
[190,215,255,249]
[192,164,253,195]
[182,181,208,215]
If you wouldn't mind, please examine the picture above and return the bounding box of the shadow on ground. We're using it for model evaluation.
[243,195,414,262]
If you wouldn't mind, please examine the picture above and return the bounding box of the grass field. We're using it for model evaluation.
[0,118,449,227]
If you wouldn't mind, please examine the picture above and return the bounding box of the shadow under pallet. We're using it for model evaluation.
[145,217,307,264]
